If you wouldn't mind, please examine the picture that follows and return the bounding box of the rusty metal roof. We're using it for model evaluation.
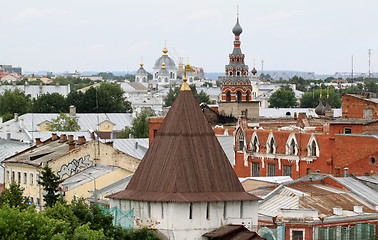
[108,89,260,202]
[203,224,264,239]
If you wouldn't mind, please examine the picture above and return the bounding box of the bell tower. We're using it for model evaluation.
[218,8,259,119]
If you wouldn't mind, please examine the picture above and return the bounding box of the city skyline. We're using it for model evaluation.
[1,0,377,74]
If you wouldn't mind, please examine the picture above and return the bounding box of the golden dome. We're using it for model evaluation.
[162,62,166,68]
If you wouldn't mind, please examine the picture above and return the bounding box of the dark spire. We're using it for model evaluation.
[232,17,243,36]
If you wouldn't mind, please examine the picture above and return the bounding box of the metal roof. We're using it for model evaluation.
[0,85,71,98]
[332,176,378,206]
[240,176,292,184]
[103,138,149,160]
[259,108,342,118]
[108,88,260,202]
[0,139,30,162]
[1,113,134,132]
[63,165,119,191]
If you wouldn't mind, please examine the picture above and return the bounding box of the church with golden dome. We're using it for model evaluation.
[152,46,178,85]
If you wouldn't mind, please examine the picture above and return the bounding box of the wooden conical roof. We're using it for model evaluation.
[108,86,259,202]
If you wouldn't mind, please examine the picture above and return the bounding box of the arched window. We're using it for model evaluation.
[236,91,242,102]
[229,72,233,76]
[136,77,139,82]
[251,136,258,152]
[311,140,317,156]
[237,72,240,76]
[165,77,168,83]
[267,137,276,154]
[155,72,158,78]
[143,77,146,82]
[170,72,173,78]
[246,91,250,102]
[289,139,296,155]
[226,91,231,102]
[237,131,244,151]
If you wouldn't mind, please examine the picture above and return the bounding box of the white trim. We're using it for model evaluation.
[266,132,277,154]
[285,132,299,155]
[249,131,260,153]
[307,134,320,157]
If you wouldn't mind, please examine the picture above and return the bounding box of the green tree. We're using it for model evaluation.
[300,88,341,108]
[52,76,94,92]
[268,85,298,108]
[32,93,67,113]
[0,181,30,210]
[365,80,378,93]
[38,165,63,208]
[163,84,211,107]
[0,88,32,121]
[118,109,156,138]
[47,112,81,131]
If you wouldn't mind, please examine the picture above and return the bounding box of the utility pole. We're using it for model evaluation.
[368,49,372,79]
[261,59,264,75]
[351,55,354,83]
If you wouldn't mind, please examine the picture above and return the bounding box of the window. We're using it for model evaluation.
[307,168,312,174]
[251,162,260,177]
[310,140,317,156]
[17,172,21,183]
[268,164,276,176]
[12,171,15,182]
[30,173,34,185]
[236,71,240,76]
[229,72,233,76]
[226,91,231,102]
[364,108,373,119]
[147,202,151,218]
[223,202,227,219]
[344,128,352,134]
[251,137,258,152]
[240,201,244,218]
[236,91,242,102]
[268,137,276,154]
[246,91,250,102]
[292,230,304,240]
[23,172,27,184]
[6,170,10,182]
[30,197,34,203]
[189,203,193,219]
[161,203,164,219]
[283,165,292,177]
[153,129,157,137]
[237,131,244,151]
[36,173,39,186]
[36,198,40,206]
[206,202,210,220]
[289,139,296,155]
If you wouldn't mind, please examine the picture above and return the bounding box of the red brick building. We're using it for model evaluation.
[231,113,377,179]
[342,93,378,119]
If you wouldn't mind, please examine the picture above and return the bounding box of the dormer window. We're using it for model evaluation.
[289,139,296,155]
[286,133,299,155]
[310,141,317,156]
[250,133,259,153]
[266,134,276,154]
[237,131,244,151]
[307,135,319,157]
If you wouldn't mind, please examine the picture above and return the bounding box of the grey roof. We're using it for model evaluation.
[104,138,149,160]
[120,82,147,93]
[216,135,235,165]
[356,175,378,184]
[1,113,134,133]
[136,66,148,76]
[158,67,169,76]
[63,165,119,190]
[153,54,176,69]
[330,118,378,125]
[196,87,221,97]
[240,176,293,184]
[0,85,71,98]
[332,176,378,206]
[0,138,30,161]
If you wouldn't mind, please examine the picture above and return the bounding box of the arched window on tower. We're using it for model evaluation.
[236,91,242,102]
[246,91,250,102]
[155,72,158,78]
[237,72,240,76]
[229,72,233,76]
[237,131,244,151]
[226,91,231,102]
[165,77,168,83]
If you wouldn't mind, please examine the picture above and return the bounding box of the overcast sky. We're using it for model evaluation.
[1,0,377,74]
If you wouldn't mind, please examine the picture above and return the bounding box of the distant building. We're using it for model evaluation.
[0,64,22,75]
[152,47,177,85]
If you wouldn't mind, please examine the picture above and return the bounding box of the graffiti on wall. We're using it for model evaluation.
[57,155,93,179]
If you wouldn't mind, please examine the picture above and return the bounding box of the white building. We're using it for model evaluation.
[152,47,177,85]
[107,79,260,239]
[135,62,148,83]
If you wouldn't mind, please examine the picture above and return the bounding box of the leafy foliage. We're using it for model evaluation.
[118,109,156,138]
[300,88,341,108]
[0,88,32,121]
[52,76,94,92]
[32,93,67,113]
[38,165,63,207]
[0,182,30,210]
[268,85,298,108]
[47,113,81,132]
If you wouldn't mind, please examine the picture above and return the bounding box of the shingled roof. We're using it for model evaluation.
[107,81,260,202]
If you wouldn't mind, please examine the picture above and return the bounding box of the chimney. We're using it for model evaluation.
[78,136,86,145]
[353,205,363,214]
[59,134,67,143]
[69,105,76,117]
[129,134,134,139]
[6,132,10,140]
[69,142,76,151]
[51,133,58,141]
[344,167,349,177]
[333,206,343,216]
[14,113,19,122]
[36,138,42,146]
[91,131,96,140]
[135,141,138,149]
[67,135,74,143]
